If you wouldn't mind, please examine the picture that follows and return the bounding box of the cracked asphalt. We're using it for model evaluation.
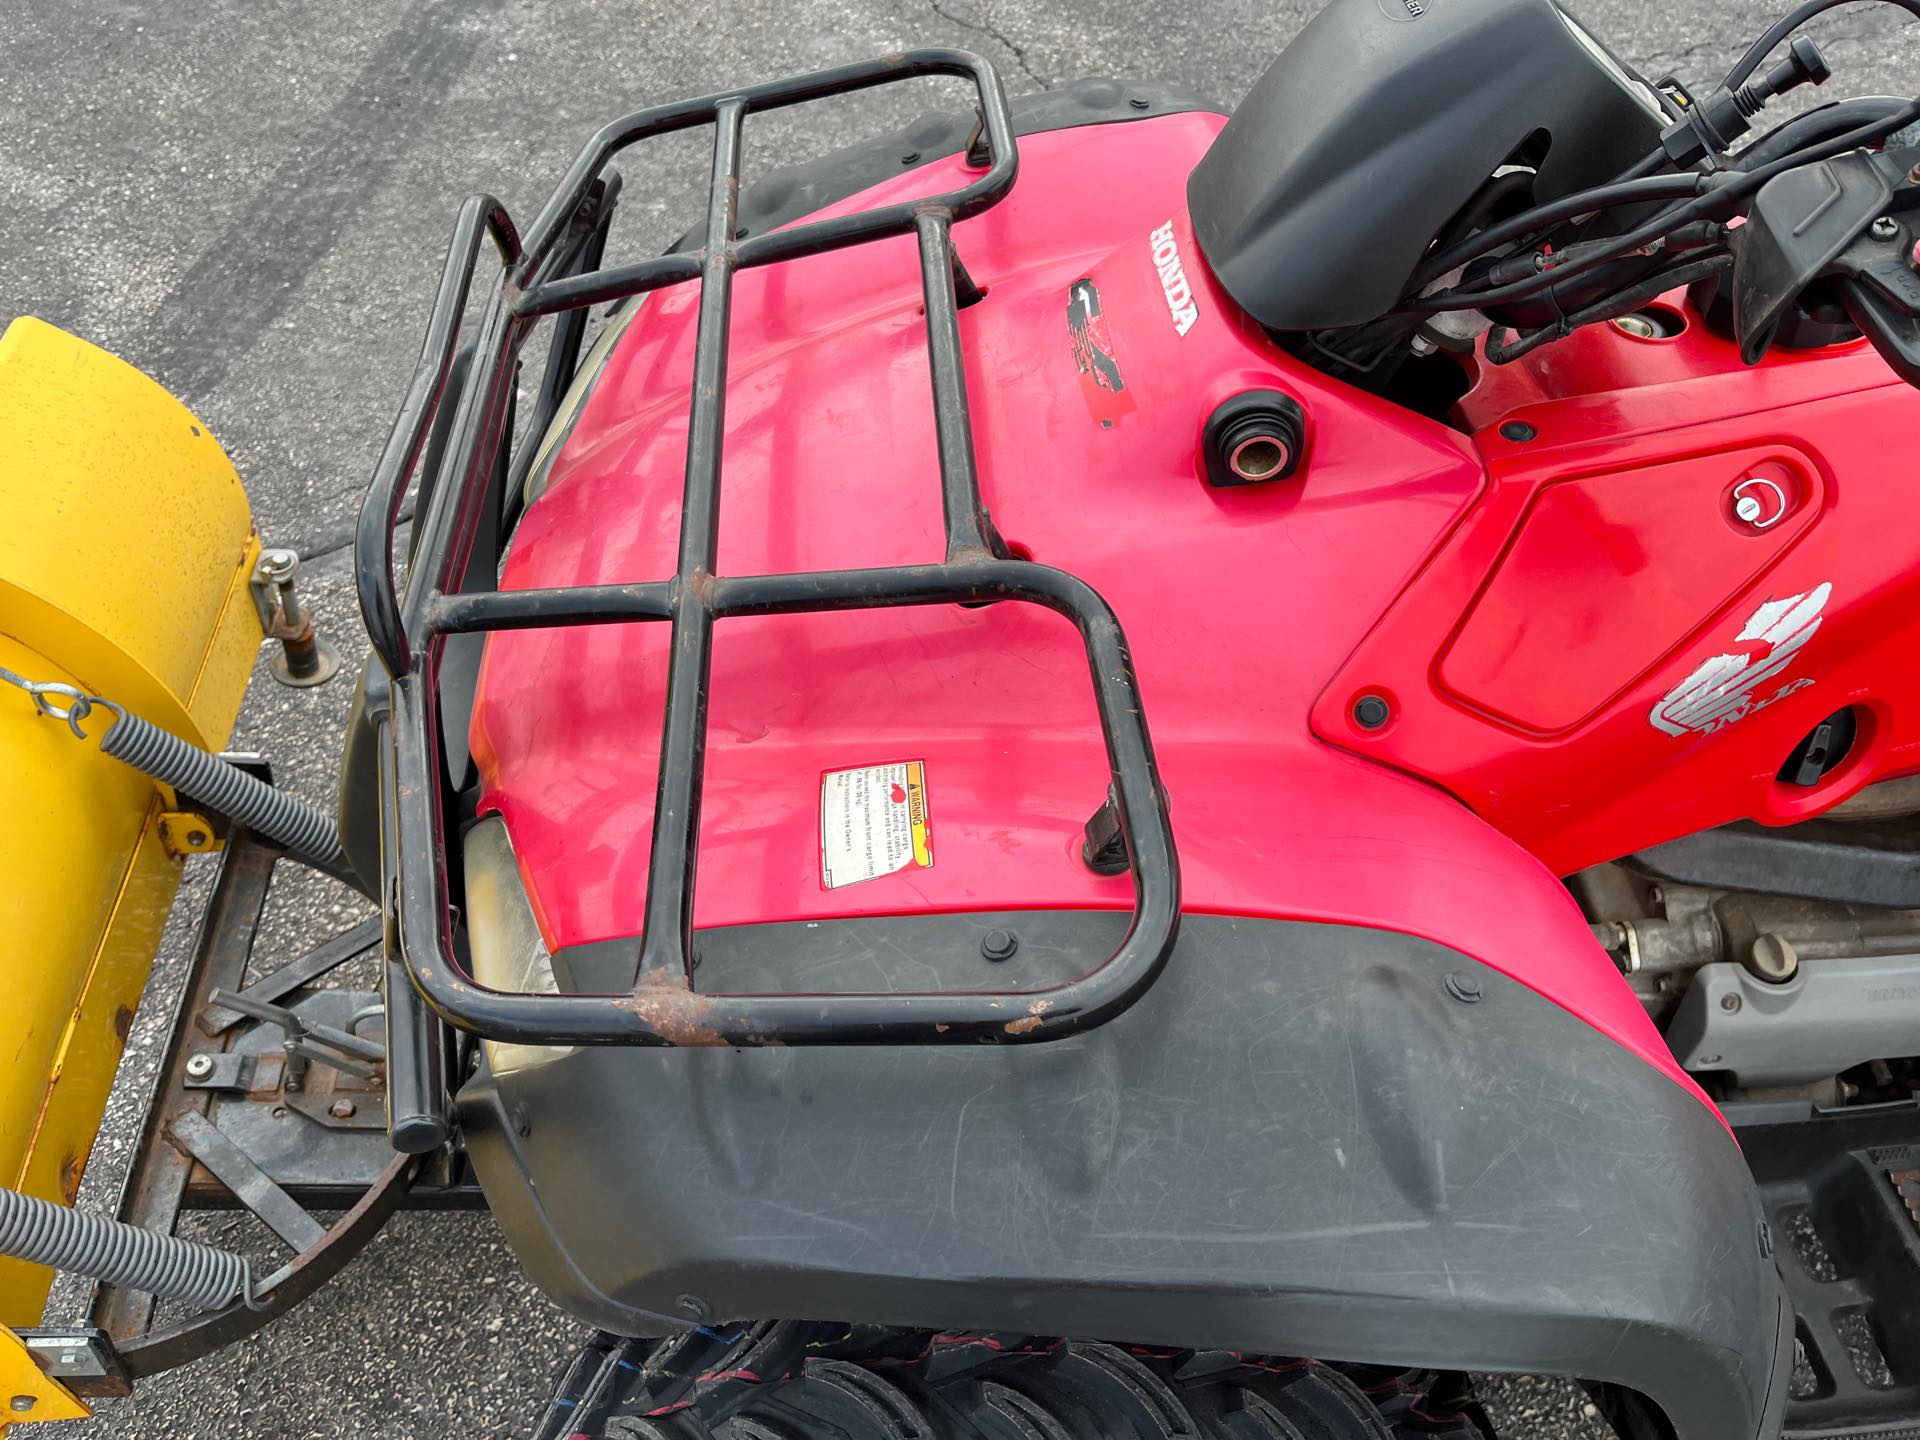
[5,0,1919,1434]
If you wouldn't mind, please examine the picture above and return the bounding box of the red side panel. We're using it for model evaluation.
[1316,313,1920,876]
[1438,445,1821,732]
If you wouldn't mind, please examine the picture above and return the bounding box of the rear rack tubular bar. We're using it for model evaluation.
[355,50,1181,1047]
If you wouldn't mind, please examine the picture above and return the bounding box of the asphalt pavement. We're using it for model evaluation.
[5,0,1920,1434]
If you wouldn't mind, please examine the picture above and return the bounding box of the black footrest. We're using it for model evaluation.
[1729,1096,1920,1439]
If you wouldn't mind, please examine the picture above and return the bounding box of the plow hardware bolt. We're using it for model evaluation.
[253,547,340,688]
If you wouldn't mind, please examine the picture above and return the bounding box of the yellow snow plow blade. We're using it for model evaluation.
[0,315,263,1400]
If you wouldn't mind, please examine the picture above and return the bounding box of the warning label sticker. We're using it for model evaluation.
[820,761,933,890]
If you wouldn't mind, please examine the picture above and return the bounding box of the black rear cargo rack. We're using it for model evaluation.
[354,51,1180,1062]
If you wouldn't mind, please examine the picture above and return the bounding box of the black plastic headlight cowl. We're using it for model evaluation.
[1187,0,1664,332]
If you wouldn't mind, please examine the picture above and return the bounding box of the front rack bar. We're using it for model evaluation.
[917,212,1002,560]
[427,583,674,634]
[636,97,746,985]
[358,49,1182,1048]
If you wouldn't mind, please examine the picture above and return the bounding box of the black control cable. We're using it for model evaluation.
[1404,0,1920,317]
[1724,0,1920,90]
[1407,94,1920,316]
[1405,173,1711,294]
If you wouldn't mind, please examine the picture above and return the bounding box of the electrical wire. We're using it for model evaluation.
[1724,0,1920,90]
[1731,95,1913,169]
[1615,149,1671,182]
[1428,171,1536,258]
[1408,95,1920,315]
[1400,0,1920,319]
[1406,174,1711,294]
[1329,0,1920,372]
[1483,253,1734,364]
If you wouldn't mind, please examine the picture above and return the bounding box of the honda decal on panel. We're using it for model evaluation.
[1148,220,1200,336]
[1649,582,1831,736]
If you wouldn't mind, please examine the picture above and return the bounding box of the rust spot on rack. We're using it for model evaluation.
[620,970,727,1047]
[1003,998,1055,1037]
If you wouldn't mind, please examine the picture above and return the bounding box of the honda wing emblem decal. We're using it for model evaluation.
[1649,582,1831,737]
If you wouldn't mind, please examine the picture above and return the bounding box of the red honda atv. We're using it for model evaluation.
[348,0,1919,1431]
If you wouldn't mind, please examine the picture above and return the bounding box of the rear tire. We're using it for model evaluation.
[533,1323,1499,1440]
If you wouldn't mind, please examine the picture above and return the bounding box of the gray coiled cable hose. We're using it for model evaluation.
[98,710,348,879]
[0,1187,252,1311]
[0,661,352,884]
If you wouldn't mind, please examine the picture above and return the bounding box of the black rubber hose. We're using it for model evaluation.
[1406,174,1710,295]
[1411,95,1920,314]
[1412,7,1919,313]
[1732,95,1914,170]
[1483,253,1734,364]
[99,712,353,885]
[1429,171,1537,259]
[1725,0,1920,91]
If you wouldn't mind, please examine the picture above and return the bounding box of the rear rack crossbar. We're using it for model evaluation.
[356,50,1181,1048]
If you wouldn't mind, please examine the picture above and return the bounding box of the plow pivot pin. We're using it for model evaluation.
[255,548,339,688]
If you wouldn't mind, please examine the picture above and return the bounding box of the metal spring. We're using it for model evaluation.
[0,1187,251,1311]
[99,711,347,877]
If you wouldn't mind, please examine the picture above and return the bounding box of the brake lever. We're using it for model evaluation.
[1731,142,1920,384]
[1838,271,1920,384]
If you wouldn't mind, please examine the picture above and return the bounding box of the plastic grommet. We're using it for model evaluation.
[1203,391,1307,487]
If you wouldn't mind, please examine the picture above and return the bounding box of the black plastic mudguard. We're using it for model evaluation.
[459,913,1791,1440]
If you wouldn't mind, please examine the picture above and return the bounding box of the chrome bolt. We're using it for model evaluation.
[256,547,300,610]
[256,546,339,687]
[10,1396,36,1413]
[1721,991,1743,1013]
[329,1098,357,1119]
[1872,215,1900,241]
[185,1053,215,1080]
